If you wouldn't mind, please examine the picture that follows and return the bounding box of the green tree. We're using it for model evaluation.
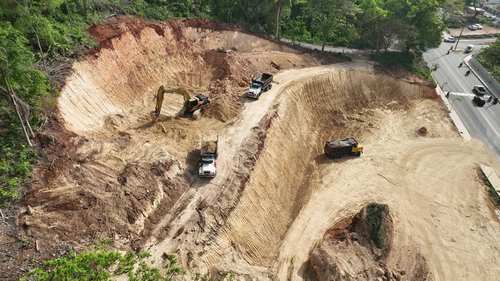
[309,0,359,50]
[478,38,500,82]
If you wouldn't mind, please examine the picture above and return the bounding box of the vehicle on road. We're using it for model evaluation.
[324,138,364,159]
[467,24,483,31]
[464,45,474,53]
[444,36,456,43]
[198,138,218,178]
[246,73,273,99]
[473,95,486,107]
[472,85,488,96]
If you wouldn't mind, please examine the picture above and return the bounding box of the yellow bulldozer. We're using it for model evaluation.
[153,85,210,120]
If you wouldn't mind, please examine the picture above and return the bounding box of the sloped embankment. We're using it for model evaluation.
[19,16,322,247]
[204,71,432,267]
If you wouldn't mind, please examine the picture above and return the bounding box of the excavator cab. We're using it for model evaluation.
[184,95,209,118]
[154,86,210,119]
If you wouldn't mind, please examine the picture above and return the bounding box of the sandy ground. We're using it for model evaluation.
[275,103,500,281]
[143,62,374,267]
[142,68,500,280]
[3,17,500,281]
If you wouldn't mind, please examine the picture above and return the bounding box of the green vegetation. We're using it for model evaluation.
[365,203,390,249]
[477,39,500,82]
[21,247,183,281]
[0,0,202,205]
[280,0,445,51]
[0,0,446,205]
[371,51,434,81]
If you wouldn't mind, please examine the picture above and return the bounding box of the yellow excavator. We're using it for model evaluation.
[154,85,210,120]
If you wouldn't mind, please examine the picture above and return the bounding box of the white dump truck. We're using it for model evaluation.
[198,137,218,178]
[246,73,273,99]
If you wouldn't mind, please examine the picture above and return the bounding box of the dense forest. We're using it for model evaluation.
[0,0,446,204]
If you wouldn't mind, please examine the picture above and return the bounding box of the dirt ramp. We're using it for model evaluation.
[213,71,428,265]
[309,203,431,281]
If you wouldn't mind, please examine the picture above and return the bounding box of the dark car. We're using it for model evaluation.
[472,85,487,96]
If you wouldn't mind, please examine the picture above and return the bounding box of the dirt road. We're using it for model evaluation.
[144,61,374,268]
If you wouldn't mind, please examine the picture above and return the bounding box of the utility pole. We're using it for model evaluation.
[454,25,465,50]
[454,0,478,51]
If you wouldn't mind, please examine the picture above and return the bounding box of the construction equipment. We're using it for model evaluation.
[324,138,364,159]
[246,73,273,99]
[154,85,210,119]
[198,137,218,178]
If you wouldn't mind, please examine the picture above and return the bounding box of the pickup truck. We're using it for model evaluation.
[198,138,218,178]
[246,73,273,99]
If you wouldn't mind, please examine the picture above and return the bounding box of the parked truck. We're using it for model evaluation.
[198,137,218,178]
[246,73,273,99]
[324,138,364,159]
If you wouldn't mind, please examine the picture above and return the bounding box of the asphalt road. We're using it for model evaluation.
[423,38,500,158]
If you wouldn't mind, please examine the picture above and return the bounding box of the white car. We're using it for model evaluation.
[468,24,483,31]
[198,156,216,178]
[444,36,456,43]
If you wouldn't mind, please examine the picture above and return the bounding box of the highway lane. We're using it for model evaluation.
[423,38,500,158]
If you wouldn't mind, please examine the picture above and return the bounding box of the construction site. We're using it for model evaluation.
[2,16,500,281]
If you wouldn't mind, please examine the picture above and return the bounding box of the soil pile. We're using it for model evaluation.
[309,203,430,281]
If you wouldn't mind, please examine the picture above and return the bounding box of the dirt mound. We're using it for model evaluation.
[20,17,322,251]
[309,203,430,281]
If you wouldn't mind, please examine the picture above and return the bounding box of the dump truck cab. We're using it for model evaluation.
[198,155,216,178]
[246,73,273,99]
[198,138,218,178]
[324,137,364,159]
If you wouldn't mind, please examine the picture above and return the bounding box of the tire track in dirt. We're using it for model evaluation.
[143,63,373,269]
[274,101,500,281]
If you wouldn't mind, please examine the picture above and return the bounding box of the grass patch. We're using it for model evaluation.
[21,247,183,281]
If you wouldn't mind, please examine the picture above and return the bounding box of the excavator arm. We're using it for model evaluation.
[154,85,194,118]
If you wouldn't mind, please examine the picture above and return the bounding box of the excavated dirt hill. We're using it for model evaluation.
[309,203,430,281]
[6,17,328,275]
[4,16,500,281]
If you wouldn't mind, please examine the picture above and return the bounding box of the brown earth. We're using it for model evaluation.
[1,16,333,280]
[2,16,500,281]
[309,203,430,281]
